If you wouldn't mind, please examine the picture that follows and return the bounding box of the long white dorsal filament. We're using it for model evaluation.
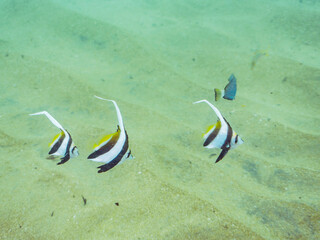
[29,111,66,131]
[193,99,225,124]
[94,96,125,132]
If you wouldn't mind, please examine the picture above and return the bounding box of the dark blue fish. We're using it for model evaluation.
[214,74,237,101]
[223,74,237,100]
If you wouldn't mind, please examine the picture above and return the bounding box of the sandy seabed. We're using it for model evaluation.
[0,0,319,239]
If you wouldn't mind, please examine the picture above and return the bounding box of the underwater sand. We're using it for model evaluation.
[0,0,319,239]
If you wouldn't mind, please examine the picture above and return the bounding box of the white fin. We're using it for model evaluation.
[29,111,66,132]
[193,99,226,124]
[94,95,125,132]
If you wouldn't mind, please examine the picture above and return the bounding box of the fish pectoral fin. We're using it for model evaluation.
[215,148,229,163]
[46,155,59,160]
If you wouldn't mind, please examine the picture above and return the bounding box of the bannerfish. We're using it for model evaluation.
[193,99,243,163]
[214,74,237,101]
[88,96,133,173]
[29,111,79,165]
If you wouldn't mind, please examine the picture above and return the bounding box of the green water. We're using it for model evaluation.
[0,0,319,239]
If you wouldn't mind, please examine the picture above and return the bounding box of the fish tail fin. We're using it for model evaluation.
[214,88,222,101]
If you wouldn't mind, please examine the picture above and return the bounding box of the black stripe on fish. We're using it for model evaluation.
[49,130,65,155]
[57,130,73,165]
[97,131,129,173]
[87,128,121,159]
[221,119,233,149]
[203,121,221,147]
[215,119,233,163]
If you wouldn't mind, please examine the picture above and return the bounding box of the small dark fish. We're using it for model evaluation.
[115,202,119,206]
[82,195,87,206]
[251,50,268,70]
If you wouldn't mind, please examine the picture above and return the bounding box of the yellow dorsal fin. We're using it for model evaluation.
[49,131,63,147]
[93,128,120,149]
[203,125,214,137]
[203,121,221,137]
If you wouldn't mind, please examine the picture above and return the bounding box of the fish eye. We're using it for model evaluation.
[72,146,78,154]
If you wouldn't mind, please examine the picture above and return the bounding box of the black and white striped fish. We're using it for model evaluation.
[29,111,79,165]
[88,96,133,173]
[193,99,243,163]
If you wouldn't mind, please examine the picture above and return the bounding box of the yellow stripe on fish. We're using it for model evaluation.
[203,121,221,139]
[93,126,120,150]
[49,131,63,147]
